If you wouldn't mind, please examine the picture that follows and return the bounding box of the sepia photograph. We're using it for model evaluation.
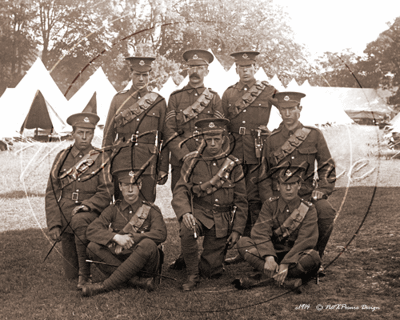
[0,0,399,319]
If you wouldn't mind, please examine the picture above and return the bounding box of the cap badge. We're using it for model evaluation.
[193,54,198,59]
[242,53,249,59]
[209,122,215,128]
[139,60,145,66]
[284,95,290,101]
[84,117,90,123]
[129,171,135,177]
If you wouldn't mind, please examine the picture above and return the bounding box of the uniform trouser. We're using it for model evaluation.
[242,163,262,237]
[170,165,181,193]
[237,237,321,278]
[114,174,157,203]
[180,221,227,278]
[87,238,159,290]
[312,198,336,258]
[71,211,99,277]
[61,232,79,280]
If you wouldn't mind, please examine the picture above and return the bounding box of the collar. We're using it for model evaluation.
[281,121,303,138]
[71,145,93,158]
[236,79,256,91]
[183,84,205,94]
[277,196,301,213]
[128,85,149,99]
[120,198,142,212]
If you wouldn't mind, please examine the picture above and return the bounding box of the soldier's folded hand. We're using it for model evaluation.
[71,205,90,216]
[182,213,196,230]
[49,227,61,242]
[226,231,240,249]
[311,190,325,201]
[157,171,168,185]
[273,263,289,286]
[264,256,278,278]
[113,234,134,249]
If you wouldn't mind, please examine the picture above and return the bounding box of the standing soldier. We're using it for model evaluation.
[45,112,113,289]
[222,51,278,264]
[165,49,224,269]
[258,92,336,266]
[171,118,247,291]
[102,56,168,203]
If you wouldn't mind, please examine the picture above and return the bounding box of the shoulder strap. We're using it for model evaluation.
[273,202,309,241]
[273,127,312,164]
[230,81,266,118]
[181,88,213,123]
[121,203,151,234]
[114,92,159,128]
[58,149,101,189]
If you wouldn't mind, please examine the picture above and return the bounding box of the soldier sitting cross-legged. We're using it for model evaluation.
[81,170,167,297]
[233,167,321,291]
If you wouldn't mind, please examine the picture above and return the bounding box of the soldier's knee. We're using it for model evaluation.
[86,242,101,258]
[314,199,335,220]
[298,249,321,273]
[136,238,157,253]
[237,236,254,256]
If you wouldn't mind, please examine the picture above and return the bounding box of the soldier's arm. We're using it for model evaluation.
[315,130,336,196]
[86,205,116,245]
[212,92,224,118]
[102,96,118,148]
[231,165,248,235]
[257,138,274,203]
[250,200,277,259]
[81,155,114,213]
[164,92,190,162]
[281,205,318,265]
[130,207,167,245]
[171,160,193,221]
[221,88,231,119]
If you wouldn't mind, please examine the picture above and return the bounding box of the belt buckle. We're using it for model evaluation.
[239,127,246,135]
[72,192,79,201]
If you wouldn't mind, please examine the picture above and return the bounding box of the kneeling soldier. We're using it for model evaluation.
[234,167,321,290]
[81,170,167,296]
[171,118,247,291]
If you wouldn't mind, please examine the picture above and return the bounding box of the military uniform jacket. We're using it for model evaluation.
[221,79,277,164]
[171,149,248,237]
[86,199,167,246]
[45,145,113,233]
[251,196,318,265]
[259,122,336,203]
[165,84,224,166]
[102,86,168,174]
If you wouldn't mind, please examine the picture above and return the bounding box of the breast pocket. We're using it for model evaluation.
[143,109,161,129]
[218,180,235,204]
[297,147,317,163]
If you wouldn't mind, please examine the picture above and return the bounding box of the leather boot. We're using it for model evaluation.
[81,282,107,297]
[281,278,303,293]
[169,254,186,270]
[182,275,200,291]
[77,275,92,290]
[128,276,156,292]
[232,273,271,290]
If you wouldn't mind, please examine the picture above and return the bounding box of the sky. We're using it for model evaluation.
[279,0,400,57]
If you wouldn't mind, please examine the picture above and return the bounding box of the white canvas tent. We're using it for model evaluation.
[158,77,178,103]
[269,75,285,91]
[0,59,69,138]
[68,67,117,126]
[286,78,300,91]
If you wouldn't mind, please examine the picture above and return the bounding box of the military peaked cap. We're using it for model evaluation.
[125,56,155,72]
[67,112,99,129]
[230,51,259,66]
[114,169,143,184]
[183,49,214,66]
[195,118,230,135]
[276,166,305,184]
[274,92,306,108]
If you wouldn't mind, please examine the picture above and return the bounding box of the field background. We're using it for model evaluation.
[1,124,400,319]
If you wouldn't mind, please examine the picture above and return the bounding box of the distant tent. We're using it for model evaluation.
[301,80,312,88]
[255,67,269,82]
[286,78,300,90]
[82,92,97,114]
[269,75,285,91]
[226,64,240,86]
[158,77,178,103]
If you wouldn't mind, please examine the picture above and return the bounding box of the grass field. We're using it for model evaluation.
[1,125,399,319]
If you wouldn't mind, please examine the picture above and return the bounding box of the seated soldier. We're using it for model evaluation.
[234,167,321,290]
[81,170,167,296]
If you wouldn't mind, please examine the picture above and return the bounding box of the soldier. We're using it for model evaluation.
[222,50,278,264]
[102,56,168,203]
[81,170,167,296]
[171,118,247,291]
[45,112,113,289]
[165,49,225,269]
[234,167,321,290]
[258,92,336,265]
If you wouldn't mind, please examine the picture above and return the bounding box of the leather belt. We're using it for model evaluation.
[193,198,231,212]
[117,132,157,144]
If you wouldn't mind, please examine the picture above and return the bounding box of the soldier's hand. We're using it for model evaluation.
[273,263,289,286]
[49,227,61,242]
[311,190,325,201]
[71,205,90,216]
[226,231,240,249]
[157,171,168,185]
[264,256,279,278]
[182,213,196,230]
[113,234,134,250]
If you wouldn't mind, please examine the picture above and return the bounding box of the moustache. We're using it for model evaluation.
[190,73,200,79]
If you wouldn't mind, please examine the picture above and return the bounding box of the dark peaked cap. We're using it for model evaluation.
[125,56,155,72]
[183,49,214,66]
[67,112,100,129]
[274,92,306,108]
[277,166,305,184]
[114,169,143,184]
[230,51,260,65]
[195,118,230,135]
